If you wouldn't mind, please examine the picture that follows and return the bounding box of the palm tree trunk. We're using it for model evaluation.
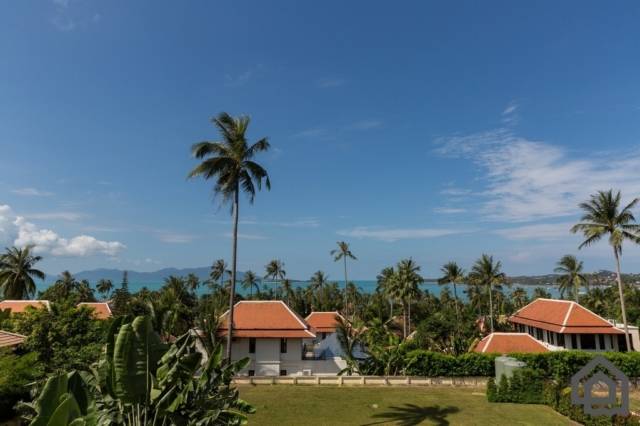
[488,284,494,333]
[574,280,579,303]
[408,298,411,337]
[614,248,631,351]
[225,188,239,361]
[389,298,394,320]
[453,282,460,346]
[403,301,407,339]
[343,257,349,317]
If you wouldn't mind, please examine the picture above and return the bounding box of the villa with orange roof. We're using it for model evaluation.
[0,300,51,314]
[474,332,549,354]
[304,311,347,359]
[78,302,113,320]
[218,301,346,376]
[509,298,639,352]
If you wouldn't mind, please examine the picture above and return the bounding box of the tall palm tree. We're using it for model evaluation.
[309,270,329,309]
[189,112,271,360]
[264,259,286,299]
[96,279,114,300]
[56,270,77,295]
[376,266,396,319]
[510,287,529,310]
[210,259,229,289]
[396,258,423,338]
[554,255,588,302]
[0,245,45,300]
[437,261,465,325]
[331,241,357,316]
[241,270,260,299]
[281,279,294,306]
[571,189,640,351]
[468,254,506,333]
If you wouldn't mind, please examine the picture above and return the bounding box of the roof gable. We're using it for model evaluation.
[305,312,344,332]
[474,332,549,354]
[78,302,112,320]
[0,330,26,348]
[0,300,51,314]
[218,301,315,338]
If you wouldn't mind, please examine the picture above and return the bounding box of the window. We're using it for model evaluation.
[249,338,256,354]
[321,332,327,340]
[557,333,565,347]
[599,334,606,350]
[280,370,287,376]
[280,338,287,353]
[248,370,255,376]
[618,334,628,352]
[581,334,596,350]
[536,328,543,341]
[571,334,577,349]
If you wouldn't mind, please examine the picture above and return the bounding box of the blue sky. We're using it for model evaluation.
[2,1,640,279]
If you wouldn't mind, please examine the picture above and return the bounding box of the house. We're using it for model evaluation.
[509,298,637,352]
[304,311,345,359]
[0,330,26,349]
[77,302,112,320]
[0,300,51,314]
[217,301,346,376]
[474,332,549,354]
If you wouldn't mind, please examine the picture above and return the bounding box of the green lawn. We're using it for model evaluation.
[239,385,572,425]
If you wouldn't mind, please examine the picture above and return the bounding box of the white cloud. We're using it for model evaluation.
[433,207,467,214]
[337,226,467,242]
[436,128,640,222]
[12,187,54,197]
[316,78,345,88]
[0,204,125,257]
[224,70,253,87]
[502,102,518,116]
[494,222,575,241]
[502,101,519,125]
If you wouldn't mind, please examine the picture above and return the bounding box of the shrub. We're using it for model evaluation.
[0,351,43,421]
[404,350,497,376]
[488,368,545,404]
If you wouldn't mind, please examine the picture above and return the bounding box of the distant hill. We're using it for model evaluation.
[45,267,245,285]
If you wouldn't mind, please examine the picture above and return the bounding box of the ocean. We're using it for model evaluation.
[36,280,562,300]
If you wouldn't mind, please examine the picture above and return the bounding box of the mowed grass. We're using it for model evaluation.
[239,385,572,425]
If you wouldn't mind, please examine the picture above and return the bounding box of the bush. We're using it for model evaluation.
[488,368,545,404]
[404,350,497,376]
[0,351,43,421]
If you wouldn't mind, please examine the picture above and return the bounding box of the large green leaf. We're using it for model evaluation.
[47,393,81,426]
[30,374,69,426]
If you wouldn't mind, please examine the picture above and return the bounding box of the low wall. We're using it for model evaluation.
[233,375,489,387]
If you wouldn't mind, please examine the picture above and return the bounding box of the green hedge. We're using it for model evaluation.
[486,368,545,404]
[402,350,640,379]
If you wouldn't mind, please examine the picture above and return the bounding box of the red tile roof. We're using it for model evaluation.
[0,330,26,348]
[305,312,344,333]
[218,301,315,338]
[474,332,549,354]
[509,298,623,334]
[0,300,51,314]
[78,302,112,320]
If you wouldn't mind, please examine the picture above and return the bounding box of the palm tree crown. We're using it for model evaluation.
[331,241,357,316]
[188,112,271,361]
[210,259,229,287]
[554,255,587,302]
[0,245,45,300]
[571,189,640,351]
[468,254,506,333]
[264,259,286,298]
[241,270,260,298]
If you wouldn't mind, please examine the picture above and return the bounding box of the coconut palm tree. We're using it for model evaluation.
[210,259,229,289]
[309,270,329,309]
[468,254,506,333]
[0,245,45,300]
[281,279,294,306]
[331,241,357,316]
[437,261,465,325]
[188,112,271,360]
[241,270,260,299]
[510,287,529,310]
[376,266,396,319]
[96,279,114,300]
[56,271,77,294]
[396,258,423,338]
[554,255,588,302]
[264,259,286,299]
[571,189,640,351]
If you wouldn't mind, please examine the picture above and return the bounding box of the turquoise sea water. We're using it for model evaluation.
[35,280,562,300]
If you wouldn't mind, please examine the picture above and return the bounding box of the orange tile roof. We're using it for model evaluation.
[305,312,344,333]
[509,298,624,334]
[218,301,315,338]
[78,302,112,320]
[474,332,549,354]
[0,330,26,348]
[0,300,51,314]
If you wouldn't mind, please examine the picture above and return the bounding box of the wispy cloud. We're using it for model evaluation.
[210,217,319,228]
[0,204,125,257]
[316,77,345,88]
[224,232,267,240]
[224,70,253,87]
[12,187,54,197]
[435,128,640,223]
[292,128,328,139]
[25,212,84,221]
[433,207,467,214]
[502,100,519,125]
[337,226,468,242]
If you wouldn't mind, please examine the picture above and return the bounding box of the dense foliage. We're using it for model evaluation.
[0,351,43,421]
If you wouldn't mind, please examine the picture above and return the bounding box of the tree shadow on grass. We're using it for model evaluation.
[362,404,460,426]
